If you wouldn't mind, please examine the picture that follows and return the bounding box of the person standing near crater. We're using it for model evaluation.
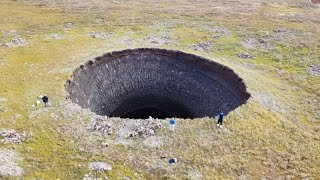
[38,95,51,107]
[217,110,224,128]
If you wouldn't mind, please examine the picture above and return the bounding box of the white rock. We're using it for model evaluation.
[89,162,112,172]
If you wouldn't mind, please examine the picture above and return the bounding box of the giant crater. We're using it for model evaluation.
[66,48,250,119]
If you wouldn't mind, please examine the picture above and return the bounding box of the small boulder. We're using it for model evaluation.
[0,129,31,144]
[89,161,112,172]
[238,52,255,59]
[308,65,320,76]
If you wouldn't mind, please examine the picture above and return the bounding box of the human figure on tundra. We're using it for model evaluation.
[38,95,51,107]
[217,110,224,128]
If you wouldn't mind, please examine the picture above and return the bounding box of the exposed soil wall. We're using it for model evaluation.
[310,0,320,4]
[66,48,250,119]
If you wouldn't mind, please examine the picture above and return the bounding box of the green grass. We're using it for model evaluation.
[0,0,319,179]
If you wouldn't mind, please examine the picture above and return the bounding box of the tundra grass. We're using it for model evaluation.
[0,0,319,179]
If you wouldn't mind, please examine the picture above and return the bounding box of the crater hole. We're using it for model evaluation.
[66,48,250,119]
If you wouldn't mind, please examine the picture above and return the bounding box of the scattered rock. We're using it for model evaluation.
[238,52,254,59]
[48,34,64,39]
[189,42,214,53]
[308,65,320,76]
[242,37,273,51]
[144,35,176,45]
[274,28,291,33]
[89,32,111,40]
[0,129,31,144]
[0,149,24,177]
[65,22,75,28]
[127,120,162,138]
[89,161,112,172]
[272,28,296,41]
[1,35,27,47]
[91,117,114,135]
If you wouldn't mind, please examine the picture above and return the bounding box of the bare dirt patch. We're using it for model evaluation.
[0,129,31,144]
[252,92,285,113]
[88,161,112,172]
[0,149,24,177]
[89,32,112,40]
[189,42,214,53]
[308,65,320,76]
[143,136,163,148]
[206,26,231,37]
[238,52,255,59]
[1,35,27,47]
[271,28,296,41]
[242,37,273,51]
[144,35,177,46]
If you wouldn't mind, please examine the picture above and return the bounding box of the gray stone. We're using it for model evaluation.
[89,161,112,172]
[0,129,32,144]
[189,42,214,53]
[308,65,320,76]
[91,117,113,135]
[242,37,273,51]
[1,35,27,47]
[65,22,75,28]
[238,52,255,59]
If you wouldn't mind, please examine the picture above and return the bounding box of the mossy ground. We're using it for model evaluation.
[0,0,319,179]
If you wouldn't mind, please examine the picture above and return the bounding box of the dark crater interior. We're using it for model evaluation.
[66,48,250,119]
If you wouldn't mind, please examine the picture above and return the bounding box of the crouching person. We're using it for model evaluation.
[38,95,51,107]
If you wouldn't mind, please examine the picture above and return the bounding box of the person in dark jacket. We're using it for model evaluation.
[38,95,51,107]
[169,158,177,165]
[217,110,224,128]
